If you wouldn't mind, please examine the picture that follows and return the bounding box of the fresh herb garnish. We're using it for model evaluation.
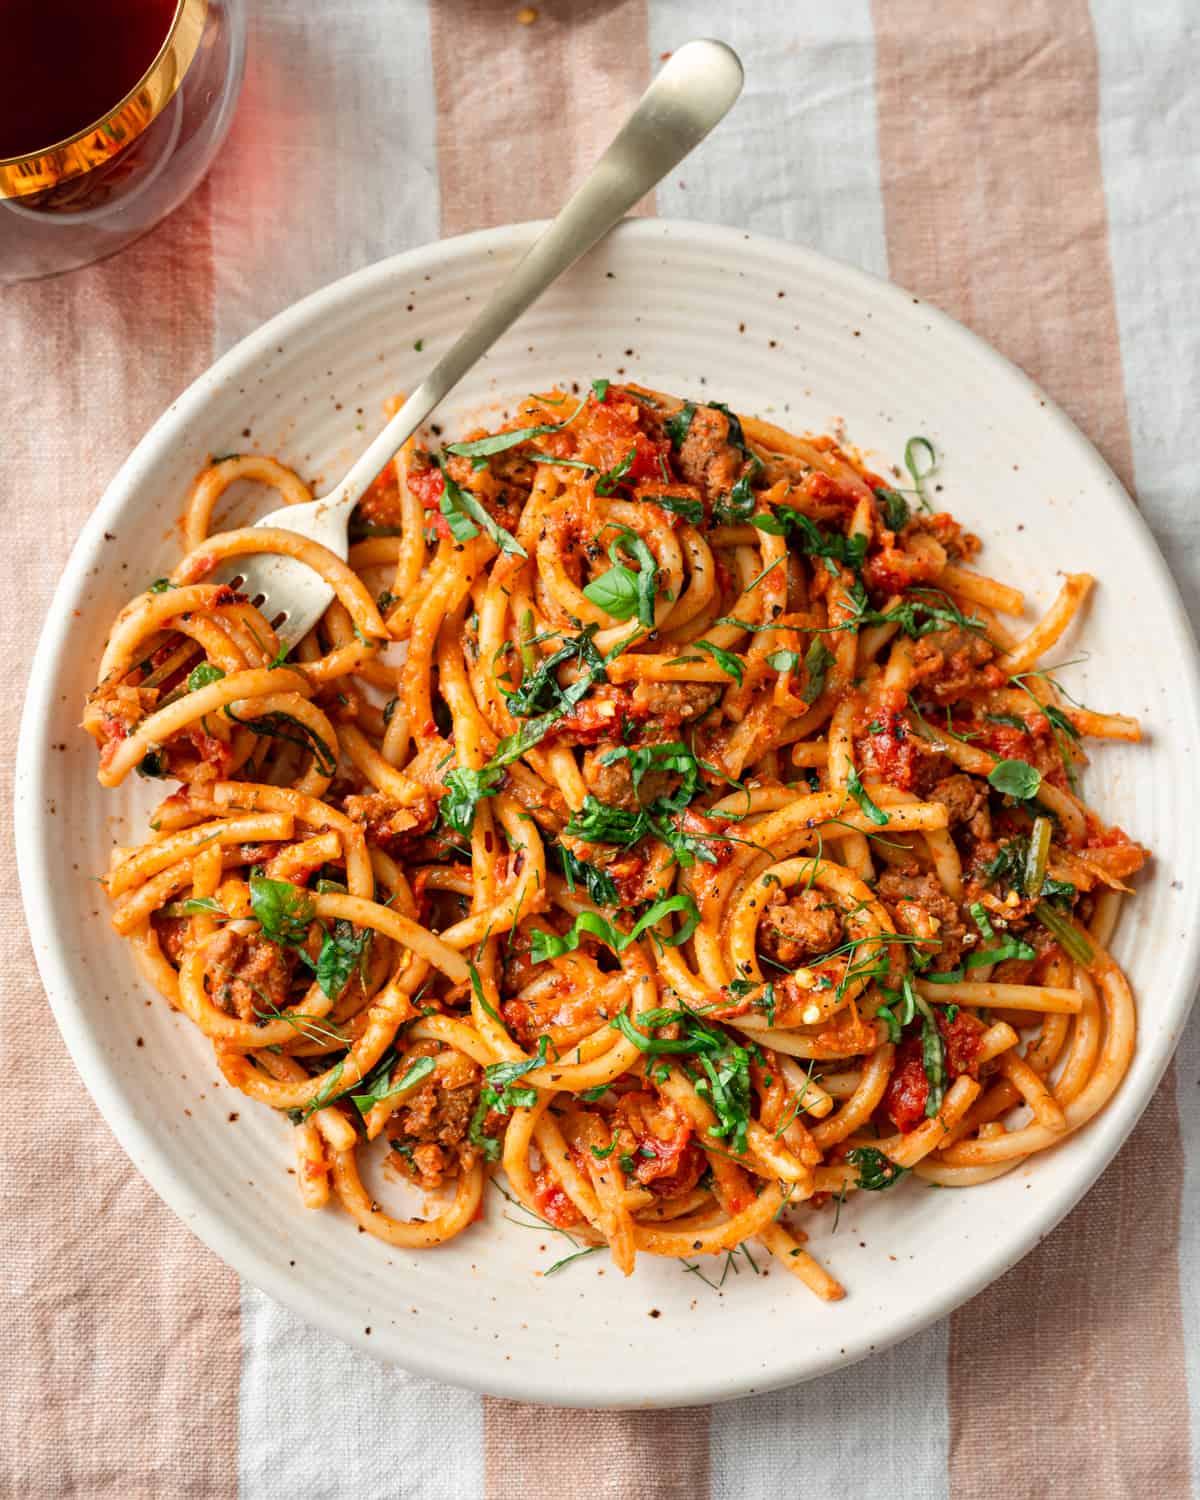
[846,768,889,826]
[436,460,527,558]
[711,473,756,526]
[443,395,588,459]
[549,845,619,906]
[846,1146,908,1190]
[594,447,637,498]
[180,896,225,916]
[249,873,314,947]
[611,1005,752,1154]
[801,639,835,703]
[987,758,1042,801]
[581,525,658,626]
[904,436,937,512]
[531,893,700,962]
[643,493,704,526]
[692,639,744,685]
[315,919,371,1000]
[187,662,225,691]
[351,1054,435,1114]
[663,402,695,450]
[224,706,338,779]
[875,486,911,530]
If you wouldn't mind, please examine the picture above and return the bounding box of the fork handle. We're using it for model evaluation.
[326,38,743,512]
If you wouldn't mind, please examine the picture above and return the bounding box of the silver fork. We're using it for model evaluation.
[213,38,743,648]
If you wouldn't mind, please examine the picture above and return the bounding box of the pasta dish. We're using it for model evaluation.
[83,382,1148,1299]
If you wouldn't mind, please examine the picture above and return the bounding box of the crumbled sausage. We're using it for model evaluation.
[759,887,841,966]
[343,789,438,854]
[876,864,967,972]
[205,929,293,1020]
[675,403,745,502]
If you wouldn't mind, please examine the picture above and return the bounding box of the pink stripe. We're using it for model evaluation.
[872,2,1190,1493]
[485,1401,710,1500]
[430,0,654,235]
[0,185,241,1499]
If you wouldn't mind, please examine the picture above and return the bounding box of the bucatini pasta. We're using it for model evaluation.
[83,381,1148,1297]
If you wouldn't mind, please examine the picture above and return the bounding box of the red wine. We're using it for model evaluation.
[0,0,178,160]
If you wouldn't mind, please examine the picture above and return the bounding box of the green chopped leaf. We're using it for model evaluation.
[1035,901,1093,965]
[711,474,756,526]
[904,436,937,512]
[437,461,527,558]
[692,639,744,685]
[846,767,889,826]
[316,919,371,999]
[249,873,314,948]
[643,493,704,525]
[969,902,994,940]
[351,1054,435,1114]
[846,1146,908,1190]
[187,662,225,692]
[444,395,587,459]
[549,844,618,906]
[531,893,700,963]
[582,525,657,626]
[526,453,595,472]
[148,578,176,594]
[485,1034,550,1091]
[180,896,225,916]
[765,649,802,673]
[801,639,836,704]
[988,758,1042,801]
[875,486,911,530]
[595,446,638,497]
[965,937,1035,969]
[224,706,337,779]
[663,402,695,450]
[591,378,610,401]
[439,764,504,836]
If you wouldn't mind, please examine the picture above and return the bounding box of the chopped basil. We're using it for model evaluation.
[904,436,937,512]
[846,767,889,826]
[663,402,695,450]
[549,845,619,907]
[351,1054,435,1115]
[436,461,527,558]
[642,493,704,526]
[987,758,1042,801]
[801,639,836,704]
[874,486,911,530]
[444,395,588,459]
[531,893,700,963]
[186,662,225,692]
[595,446,638,497]
[692,639,744,686]
[846,1146,909,1190]
[582,525,657,626]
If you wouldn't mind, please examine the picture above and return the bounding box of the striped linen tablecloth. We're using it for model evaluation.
[3,3,1197,1496]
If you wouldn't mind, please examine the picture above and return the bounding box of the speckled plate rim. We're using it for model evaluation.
[15,217,1200,1408]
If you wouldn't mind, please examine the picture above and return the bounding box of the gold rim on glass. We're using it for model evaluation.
[0,0,209,201]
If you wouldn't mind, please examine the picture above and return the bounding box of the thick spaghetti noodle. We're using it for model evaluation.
[83,382,1148,1298]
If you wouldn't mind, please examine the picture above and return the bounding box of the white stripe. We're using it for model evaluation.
[207,0,444,343]
[206,6,485,1492]
[238,1289,482,1500]
[1091,4,1200,1491]
[712,1324,949,1500]
[647,2,889,278]
[646,10,951,1487]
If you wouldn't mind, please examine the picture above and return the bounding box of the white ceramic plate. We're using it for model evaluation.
[17,220,1200,1408]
